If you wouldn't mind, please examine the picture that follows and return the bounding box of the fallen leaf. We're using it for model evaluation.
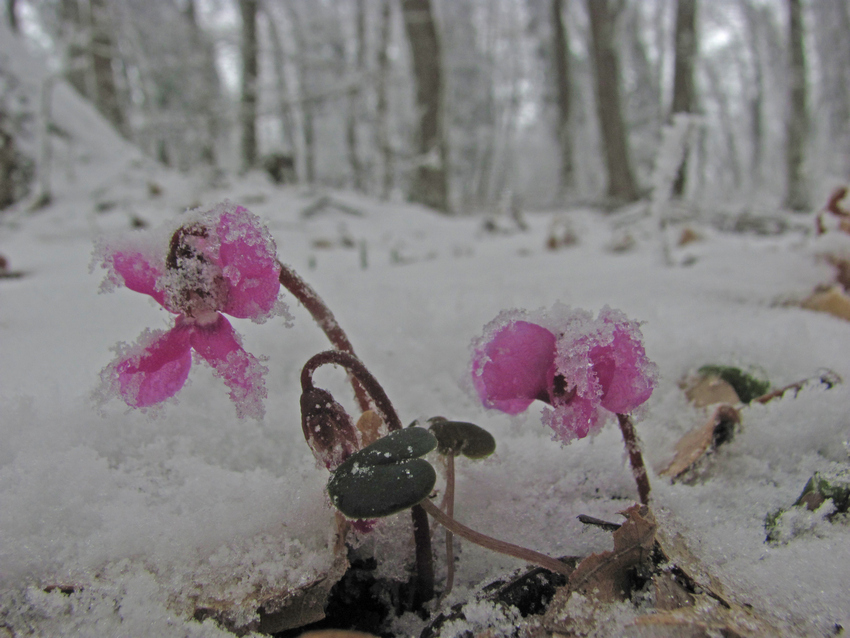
[677,227,702,246]
[568,505,658,603]
[683,375,740,408]
[801,285,850,321]
[660,405,740,480]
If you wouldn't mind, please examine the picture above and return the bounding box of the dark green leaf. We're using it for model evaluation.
[326,427,438,519]
[428,420,496,459]
[697,365,770,403]
[328,458,436,519]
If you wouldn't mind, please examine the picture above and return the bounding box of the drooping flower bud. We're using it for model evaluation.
[300,387,360,470]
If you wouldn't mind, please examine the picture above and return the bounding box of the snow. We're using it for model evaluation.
[2,25,850,638]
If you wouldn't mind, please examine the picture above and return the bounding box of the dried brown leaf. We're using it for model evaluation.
[683,375,740,408]
[568,505,657,602]
[660,405,740,480]
[801,285,850,321]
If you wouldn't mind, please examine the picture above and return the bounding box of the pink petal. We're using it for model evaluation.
[472,320,556,414]
[108,250,168,307]
[189,314,269,419]
[544,394,603,444]
[115,325,193,407]
[215,205,282,321]
[591,309,656,414]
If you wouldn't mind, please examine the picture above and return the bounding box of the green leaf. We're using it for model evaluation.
[327,427,438,519]
[697,365,770,403]
[428,419,496,459]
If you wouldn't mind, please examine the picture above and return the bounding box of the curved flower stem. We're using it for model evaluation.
[419,499,575,578]
[616,413,651,505]
[301,350,403,432]
[279,261,371,413]
[301,349,433,602]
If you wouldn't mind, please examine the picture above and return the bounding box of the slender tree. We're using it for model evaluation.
[89,0,126,135]
[551,0,574,197]
[6,0,18,32]
[784,0,809,211]
[670,0,697,198]
[401,0,450,212]
[586,0,639,203]
[346,0,366,192]
[239,0,259,170]
[375,0,395,199]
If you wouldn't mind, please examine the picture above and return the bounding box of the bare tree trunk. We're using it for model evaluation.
[283,2,316,184]
[6,0,17,32]
[89,0,125,135]
[586,0,639,203]
[401,0,450,212]
[784,0,809,211]
[264,3,298,169]
[346,0,366,193]
[670,0,697,198]
[184,0,220,167]
[551,0,574,197]
[375,0,395,199]
[240,0,259,171]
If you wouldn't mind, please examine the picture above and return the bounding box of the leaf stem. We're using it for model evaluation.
[419,499,574,577]
[616,413,651,505]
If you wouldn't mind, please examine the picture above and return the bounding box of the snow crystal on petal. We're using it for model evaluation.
[471,310,556,414]
[189,314,269,420]
[93,326,193,412]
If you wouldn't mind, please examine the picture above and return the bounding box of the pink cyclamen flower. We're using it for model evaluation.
[471,305,656,443]
[94,201,287,419]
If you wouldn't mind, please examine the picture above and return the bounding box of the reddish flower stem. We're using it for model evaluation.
[617,413,651,505]
[279,261,371,413]
[301,350,403,432]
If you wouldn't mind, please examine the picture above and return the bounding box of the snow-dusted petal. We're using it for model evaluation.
[114,325,193,407]
[215,204,282,322]
[591,307,656,414]
[189,314,269,419]
[472,319,556,414]
[543,394,603,444]
[104,250,168,308]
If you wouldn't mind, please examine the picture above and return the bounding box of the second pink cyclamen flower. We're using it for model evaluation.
[471,305,656,443]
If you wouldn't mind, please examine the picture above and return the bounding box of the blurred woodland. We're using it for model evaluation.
[1,0,849,214]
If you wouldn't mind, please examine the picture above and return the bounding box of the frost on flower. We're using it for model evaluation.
[93,201,287,419]
[471,304,656,443]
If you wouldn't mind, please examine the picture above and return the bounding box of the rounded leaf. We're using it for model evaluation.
[328,459,436,519]
[350,426,437,467]
[326,427,438,519]
[428,420,496,459]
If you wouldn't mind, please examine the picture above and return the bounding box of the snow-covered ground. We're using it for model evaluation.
[3,27,850,638]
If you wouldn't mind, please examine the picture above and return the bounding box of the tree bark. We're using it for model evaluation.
[670,0,697,198]
[586,0,639,203]
[6,0,17,32]
[264,2,298,171]
[346,0,366,193]
[375,0,395,199]
[401,0,450,212]
[784,0,809,211]
[551,0,574,197]
[89,0,126,135]
[240,0,259,170]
